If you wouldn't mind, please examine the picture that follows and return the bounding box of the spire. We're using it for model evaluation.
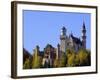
[82,21,86,49]
[83,22,86,30]
[82,22,86,34]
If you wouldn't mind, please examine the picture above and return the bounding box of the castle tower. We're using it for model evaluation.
[60,27,67,53]
[82,22,86,49]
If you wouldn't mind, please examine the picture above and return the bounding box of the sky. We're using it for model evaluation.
[23,10,91,54]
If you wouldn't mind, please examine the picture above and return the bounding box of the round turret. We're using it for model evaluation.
[61,26,66,36]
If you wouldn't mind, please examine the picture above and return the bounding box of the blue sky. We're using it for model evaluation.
[23,10,91,54]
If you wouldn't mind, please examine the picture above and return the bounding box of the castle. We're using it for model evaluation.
[32,22,86,68]
[60,22,86,53]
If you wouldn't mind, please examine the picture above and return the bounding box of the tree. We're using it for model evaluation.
[54,58,59,67]
[32,51,42,68]
[78,49,90,66]
[67,51,76,67]
[58,52,67,67]
[87,50,91,66]
[74,54,80,66]
[32,55,42,68]
[66,48,91,67]
[66,49,76,67]
[23,58,31,69]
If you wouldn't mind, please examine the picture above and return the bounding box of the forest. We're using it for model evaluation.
[23,48,91,69]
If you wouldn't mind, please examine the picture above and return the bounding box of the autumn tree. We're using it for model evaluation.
[23,58,31,69]
[58,52,67,67]
[66,49,76,67]
[54,58,59,67]
[32,50,42,68]
[78,49,91,66]
[66,48,90,67]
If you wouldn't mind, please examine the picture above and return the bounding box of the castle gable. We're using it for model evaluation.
[70,34,82,45]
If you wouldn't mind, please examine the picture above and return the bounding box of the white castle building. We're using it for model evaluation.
[59,22,86,53]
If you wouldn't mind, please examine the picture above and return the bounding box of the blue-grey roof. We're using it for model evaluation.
[70,34,82,45]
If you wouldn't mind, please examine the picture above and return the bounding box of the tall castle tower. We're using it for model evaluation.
[60,27,67,53]
[82,22,86,49]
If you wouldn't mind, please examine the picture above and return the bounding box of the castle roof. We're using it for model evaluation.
[70,34,82,45]
[44,44,55,52]
[45,44,53,48]
[62,26,66,30]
